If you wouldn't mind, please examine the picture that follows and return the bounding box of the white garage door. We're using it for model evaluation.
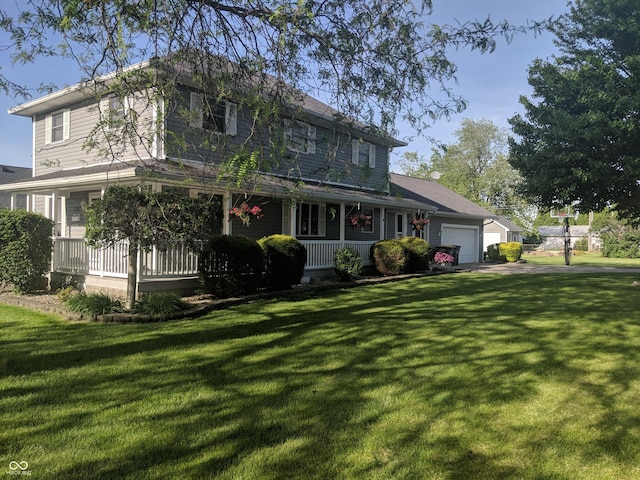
[441,225,479,264]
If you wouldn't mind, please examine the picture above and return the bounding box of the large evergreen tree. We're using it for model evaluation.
[509,0,640,223]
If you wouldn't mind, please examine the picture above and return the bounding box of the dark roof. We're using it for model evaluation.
[0,160,432,211]
[389,173,496,219]
[0,164,32,208]
[494,216,523,232]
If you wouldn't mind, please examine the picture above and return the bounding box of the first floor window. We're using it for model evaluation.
[298,203,326,236]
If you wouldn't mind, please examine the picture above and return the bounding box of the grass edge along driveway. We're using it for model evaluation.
[2,272,640,479]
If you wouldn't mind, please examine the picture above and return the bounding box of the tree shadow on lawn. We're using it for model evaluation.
[4,273,640,479]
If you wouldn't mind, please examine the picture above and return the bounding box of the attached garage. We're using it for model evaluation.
[441,224,479,264]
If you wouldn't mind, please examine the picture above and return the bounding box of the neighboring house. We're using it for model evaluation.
[0,165,31,209]
[538,225,599,251]
[483,216,523,252]
[389,173,497,264]
[0,58,435,296]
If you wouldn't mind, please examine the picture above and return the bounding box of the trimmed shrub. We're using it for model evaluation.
[135,292,191,316]
[370,240,409,276]
[64,292,122,316]
[499,242,523,262]
[334,247,362,281]
[258,234,306,290]
[0,209,54,293]
[486,243,503,262]
[399,236,430,272]
[199,235,264,297]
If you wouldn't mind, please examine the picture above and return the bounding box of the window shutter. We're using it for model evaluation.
[189,92,203,128]
[351,140,359,165]
[226,102,238,136]
[307,125,316,154]
[368,144,376,168]
[44,114,52,144]
[319,204,326,236]
[99,98,109,123]
[63,109,70,140]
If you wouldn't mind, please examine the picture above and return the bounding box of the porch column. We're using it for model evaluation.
[59,195,67,237]
[339,203,345,241]
[379,207,386,240]
[290,202,297,236]
[10,193,16,211]
[224,194,232,235]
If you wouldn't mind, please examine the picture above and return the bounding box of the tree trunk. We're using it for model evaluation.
[126,242,138,310]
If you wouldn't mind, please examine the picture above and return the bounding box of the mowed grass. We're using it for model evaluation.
[524,251,640,268]
[2,273,640,479]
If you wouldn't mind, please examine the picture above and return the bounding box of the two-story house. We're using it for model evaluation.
[0,58,436,296]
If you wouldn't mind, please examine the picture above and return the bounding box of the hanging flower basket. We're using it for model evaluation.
[346,212,372,229]
[229,202,263,226]
[411,218,430,230]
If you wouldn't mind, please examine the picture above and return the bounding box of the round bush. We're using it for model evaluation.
[334,247,362,281]
[499,242,523,262]
[370,240,409,276]
[258,234,307,290]
[399,236,430,273]
[199,235,264,297]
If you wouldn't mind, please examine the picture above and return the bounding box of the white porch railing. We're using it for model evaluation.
[300,240,375,270]
[53,239,376,278]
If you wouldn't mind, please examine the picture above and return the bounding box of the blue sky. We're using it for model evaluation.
[0,0,570,171]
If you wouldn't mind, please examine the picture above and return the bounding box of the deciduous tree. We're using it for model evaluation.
[509,0,640,223]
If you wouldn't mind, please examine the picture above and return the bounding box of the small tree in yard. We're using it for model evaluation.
[0,210,54,293]
[84,185,222,309]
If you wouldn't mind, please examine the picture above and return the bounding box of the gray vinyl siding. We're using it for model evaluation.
[228,195,283,240]
[345,206,381,241]
[33,94,157,176]
[165,85,391,193]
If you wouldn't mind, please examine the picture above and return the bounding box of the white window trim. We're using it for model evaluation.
[44,109,70,144]
[351,139,376,168]
[297,202,326,237]
[189,92,237,136]
[284,119,316,154]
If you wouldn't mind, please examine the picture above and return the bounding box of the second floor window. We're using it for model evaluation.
[100,96,130,129]
[352,139,376,168]
[189,92,237,135]
[45,109,70,144]
[284,119,316,154]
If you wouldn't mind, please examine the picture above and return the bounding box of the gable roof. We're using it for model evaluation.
[389,173,496,220]
[493,216,522,232]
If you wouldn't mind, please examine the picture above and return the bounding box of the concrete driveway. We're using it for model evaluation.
[461,262,640,275]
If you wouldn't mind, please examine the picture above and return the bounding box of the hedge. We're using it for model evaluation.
[0,209,54,293]
[258,234,306,290]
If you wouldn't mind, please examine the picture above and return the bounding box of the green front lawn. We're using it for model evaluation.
[524,250,640,268]
[2,273,640,479]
